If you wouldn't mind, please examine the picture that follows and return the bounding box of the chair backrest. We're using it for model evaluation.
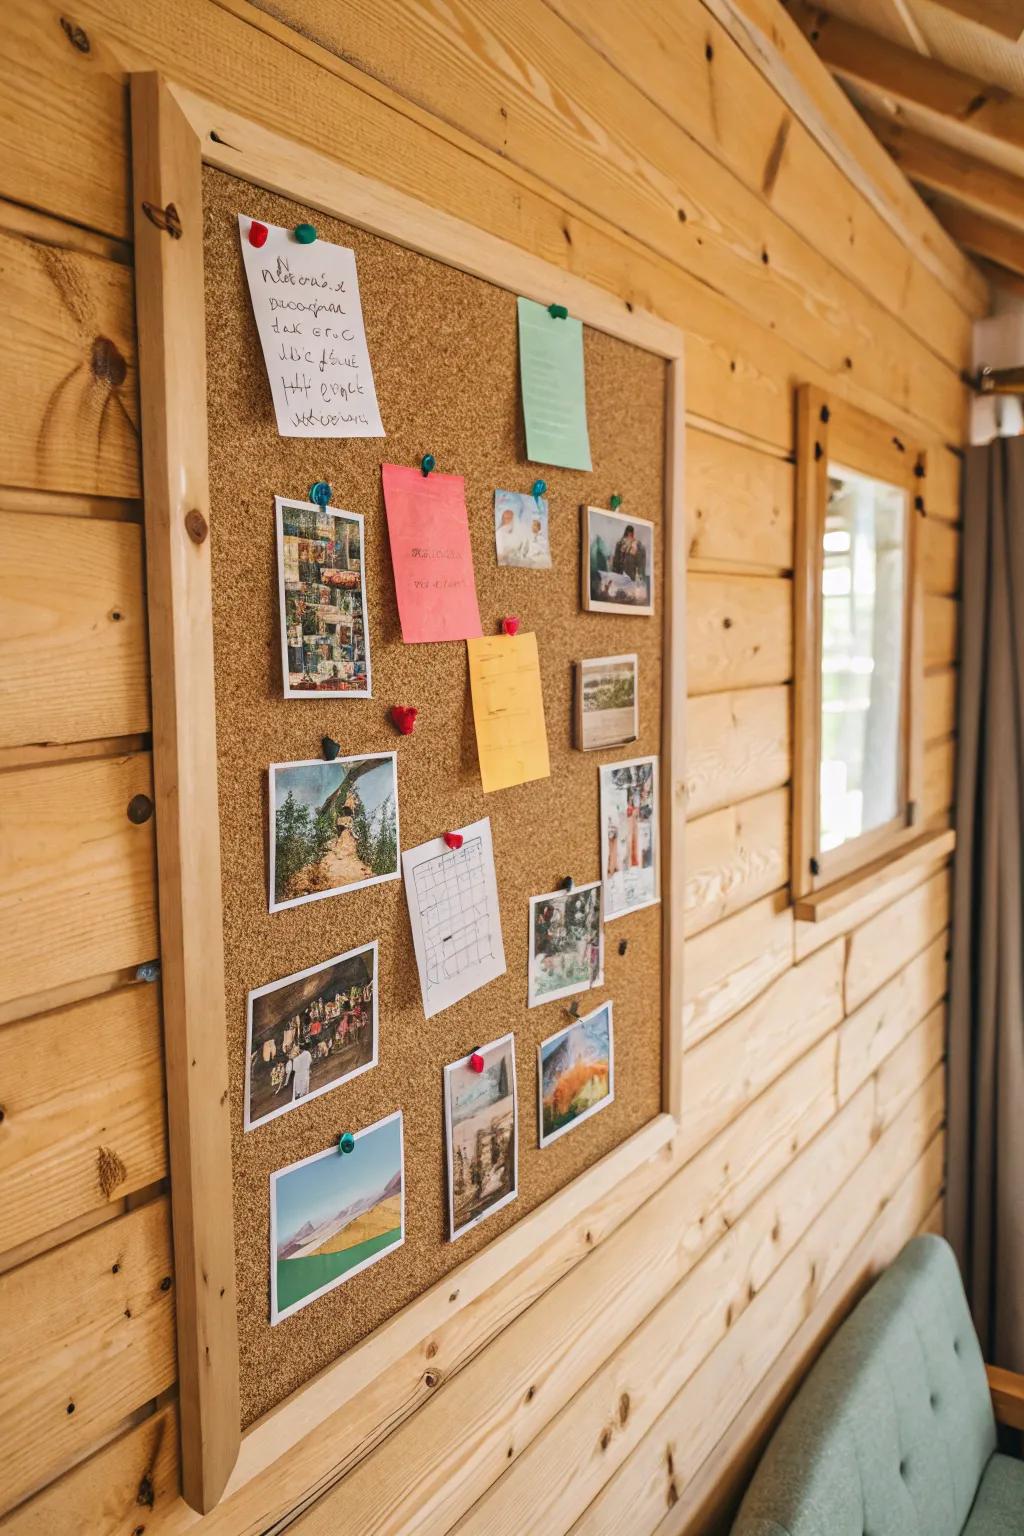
[731,1235,996,1536]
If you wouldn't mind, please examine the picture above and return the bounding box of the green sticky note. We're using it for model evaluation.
[517,296,592,472]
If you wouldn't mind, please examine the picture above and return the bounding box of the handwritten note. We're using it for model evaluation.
[381,465,483,643]
[467,632,551,793]
[517,296,591,472]
[237,214,384,438]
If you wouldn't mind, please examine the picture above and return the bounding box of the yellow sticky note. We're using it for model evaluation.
[467,632,551,793]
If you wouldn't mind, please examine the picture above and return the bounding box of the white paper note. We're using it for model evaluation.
[402,818,507,1019]
[237,214,384,439]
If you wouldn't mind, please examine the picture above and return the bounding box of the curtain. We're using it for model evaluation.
[947,435,1024,1372]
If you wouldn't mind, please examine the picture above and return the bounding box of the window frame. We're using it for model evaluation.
[792,385,925,909]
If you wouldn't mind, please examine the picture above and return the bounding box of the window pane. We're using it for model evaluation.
[819,464,907,855]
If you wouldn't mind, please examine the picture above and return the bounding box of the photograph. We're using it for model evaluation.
[528,881,604,1008]
[582,505,655,615]
[244,943,378,1131]
[599,755,660,920]
[276,496,371,696]
[575,653,640,752]
[270,753,400,913]
[444,1033,518,1240]
[493,489,552,570]
[538,1002,614,1147]
[270,1110,404,1323]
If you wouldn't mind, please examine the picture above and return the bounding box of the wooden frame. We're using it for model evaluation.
[130,72,686,1514]
[792,384,934,917]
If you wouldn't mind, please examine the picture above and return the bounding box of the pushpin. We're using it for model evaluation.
[564,998,581,1020]
[548,303,569,319]
[338,1132,355,1154]
[618,938,629,956]
[609,493,622,510]
[390,704,417,735]
[421,454,436,477]
[294,222,317,244]
[248,220,268,249]
[444,831,464,850]
[322,736,341,761]
[502,616,520,637]
[531,479,547,505]
[469,1051,486,1073]
[562,876,575,892]
[309,481,332,508]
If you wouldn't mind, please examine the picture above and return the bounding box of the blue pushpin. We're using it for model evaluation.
[421,454,436,477]
[339,1132,355,1155]
[531,478,547,506]
[309,481,332,508]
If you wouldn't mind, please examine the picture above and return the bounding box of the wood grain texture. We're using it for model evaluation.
[0,983,166,1255]
[685,686,790,818]
[685,429,793,572]
[844,867,951,1013]
[686,575,792,695]
[837,930,949,1104]
[683,891,793,1047]
[0,512,150,747]
[684,787,789,935]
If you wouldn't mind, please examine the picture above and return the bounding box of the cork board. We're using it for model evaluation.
[202,166,667,1425]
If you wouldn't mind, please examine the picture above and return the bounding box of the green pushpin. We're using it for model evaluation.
[294,223,317,244]
[338,1132,355,1155]
[421,454,436,477]
[610,493,622,510]
[548,303,568,319]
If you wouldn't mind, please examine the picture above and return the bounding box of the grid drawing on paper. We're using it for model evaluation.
[412,837,500,996]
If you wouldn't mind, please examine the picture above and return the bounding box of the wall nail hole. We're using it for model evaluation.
[60,16,91,51]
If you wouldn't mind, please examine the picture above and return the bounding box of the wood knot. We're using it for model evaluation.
[127,794,154,825]
[618,1392,630,1425]
[91,336,127,387]
[159,1275,173,1292]
[185,508,209,544]
[424,1371,438,1389]
[599,1426,613,1451]
[141,201,183,239]
[59,16,90,50]
[97,1145,127,1199]
[137,1473,155,1508]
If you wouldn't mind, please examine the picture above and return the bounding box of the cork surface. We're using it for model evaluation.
[202,166,666,1425]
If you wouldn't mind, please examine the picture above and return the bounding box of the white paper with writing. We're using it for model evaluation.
[237,214,384,439]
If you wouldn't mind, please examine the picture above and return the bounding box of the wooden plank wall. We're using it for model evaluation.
[0,0,970,1531]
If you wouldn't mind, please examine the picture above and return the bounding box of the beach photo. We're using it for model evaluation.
[493,489,552,570]
[538,1002,614,1147]
[528,881,603,1007]
[244,943,378,1131]
[276,496,371,696]
[444,1033,518,1240]
[575,654,639,752]
[582,506,655,615]
[599,755,660,920]
[269,753,399,912]
[270,1110,404,1323]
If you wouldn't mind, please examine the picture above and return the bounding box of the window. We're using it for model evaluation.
[793,388,926,911]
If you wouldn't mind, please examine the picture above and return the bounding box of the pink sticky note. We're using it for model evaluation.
[381,464,483,643]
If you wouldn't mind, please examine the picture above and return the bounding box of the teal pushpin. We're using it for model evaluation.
[531,478,547,504]
[610,493,622,510]
[548,303,569,319]
[421,454,436,477]
[339,1132,355,1155]
[309,481,332,508]
[294,223,317,244]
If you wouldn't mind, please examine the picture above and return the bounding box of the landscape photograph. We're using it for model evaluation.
[539,1002,614,1147]
[445,1034,518,1239]
[270,753,399,911]
[271,1110,404,1322]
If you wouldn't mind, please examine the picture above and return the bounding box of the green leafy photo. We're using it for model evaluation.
[269,754,400,912]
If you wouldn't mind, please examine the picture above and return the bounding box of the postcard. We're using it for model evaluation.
[444,1033,518,1240]
[599,755,660,920]
[381,464,483,643]
[538,1002,614,1148]
[517,296,591,472]
[402,817,506,1019]
[237,214,383,439]
[244,942,378,1131]
[582,506,655,616]
[575,654,639,752]
[528,881,603,1008]
[275,496,371,697]
[466,631,551,793]
[270,754,399,912]
[493,489,552,570]
[270,1110,404,1323]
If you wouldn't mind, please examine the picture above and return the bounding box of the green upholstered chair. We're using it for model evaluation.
[731,1235,1024,1536]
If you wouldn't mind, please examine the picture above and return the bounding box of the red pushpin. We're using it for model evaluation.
[390,705,417,735]
[444,831,464,850]
[469,1051,485,1073]
[502,616,520,637]
[248,220,269,248]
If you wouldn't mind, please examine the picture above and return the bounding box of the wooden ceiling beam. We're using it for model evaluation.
[792,5,1024,161]
[930,198,1024,279]
[867,111,1024,233]
[934,0,1024,44]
